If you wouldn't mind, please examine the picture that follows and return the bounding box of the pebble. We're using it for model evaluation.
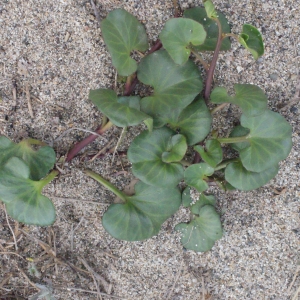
[269,73,278,81]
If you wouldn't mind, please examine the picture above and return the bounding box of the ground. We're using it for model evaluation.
[0,0,299,299]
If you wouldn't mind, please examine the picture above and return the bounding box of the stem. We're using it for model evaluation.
[211,103,228,114]
[85,170,127,203]
[124,74,138,96]
[222,33,240,42]
[214,158,239,171]
[204,18,223,101]
[36,170,59,192]
[190,48,210,71]
[148,40,163,55]
[217,135,249,144]
[22,138,47,146]
[66,121,114,162]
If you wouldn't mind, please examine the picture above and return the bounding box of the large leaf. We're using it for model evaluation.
[183,7,231,51]
[225,161,279,191]
[210,84,268,117]
[137,50,203,127]
[182,186,193,207]
[0,157,56,226]
[127,127,184,187]
[229,125,250,151]
[162,134,187,163]
[184,163,214,192]
[194,140,222,168]
[0,136,55,181]
[237,110,292,172]
[168,96,212,145]
[89,89,152,129]
[101,9,148,76]
[175,205,222,252]
[159,18,206,65]
[239,24,264,59]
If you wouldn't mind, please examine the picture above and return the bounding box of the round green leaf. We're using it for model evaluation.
[162,134,187,163]
[183,7,231,51]
[137,50,203,127]
[203,0,218,19]
[89,89,152,129]
[182,187,192,207]
[0,136,56,181]
[0,157,56,226]
[194,140,222,168]
[168,96,212,145]
[102,181,181,241]
[239,24,264,59]
[101,9,148,76]
[229,125,250,151]
[225,161,279,191]
[184,163,214,192]
[210,84,268,117]
[239,110,292,172]
[175,205,222,252]
[159,18,206,65]
[191,193,216,214]
[127,127,184,187]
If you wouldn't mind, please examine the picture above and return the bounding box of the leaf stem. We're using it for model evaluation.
[214,158,239,170]
[85,170,127,203]
[217,135,249,144]
[37,170,59,192]
[222,33,240,42]
[22,138,47,146]
[210,103,229,114]
[190,48,210,71]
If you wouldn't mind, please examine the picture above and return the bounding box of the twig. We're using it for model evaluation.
[90,0,101,26]
[287,265,300,294]
[18,266,38,289]
[292,285,300,300]
[111,127,127,164]
[25,83,34,118]
[4,206,18,251]
[0,252,25,260]
[0,273,12,289]
[165,259,184,300]
[70,216,85,251]
[90,139,114,162]
[211,103,229,114]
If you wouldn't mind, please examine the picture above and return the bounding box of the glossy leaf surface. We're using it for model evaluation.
[194,140,222,168]
[0,157,56,226]
[162,134,187,163]
[183,8,231,51]
[101,9,148,76]
[102,181,181,241]
[89,89,152,129]
[191,193,216,214]
[176,205,222,252]
[128,127,184,187]
[138,50,203,127]
[225,161,279,191]
[159,18,206,65]
[210,84,268,117]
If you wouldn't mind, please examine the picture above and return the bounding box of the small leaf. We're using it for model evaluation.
[229,125,250,151]
[191,193,216,214]
[0,136,55,181]
[137,50,203,127]
[101,9,148,76]
[239,24,264,59]
[102,181,181,241]
[175,205,222,252]
[194,140,222,168]
[183,7,231,51]
[162,134,187,163]
[168,96,212,145]
[225,161,279,191]
[210,84,268,117]
[184,163,214,192]
[182,187,193,207]
[0,157,56,226]
[203,0,218,19]
[127,127,184,187]
[159,18,207,65]
[89,89,152,129]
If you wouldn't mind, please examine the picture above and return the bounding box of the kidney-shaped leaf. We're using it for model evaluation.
[128,127,184,187]
[183,7,231,51]
[194,140,222,168]
[239,24,264,60]
[184,163,214,192]
[175,205,222,252]
[210,84,268,117]
[0,157,56,226]
[0,136,55,181]
[238,110,292,172]
[162,134,187,163]
[89,89,152,129]
[138,50,203,127]
[159,18,206,65]
[225,161,279,191]
[102,181,181,241]
[101,9,148,76]
[168,96,212,145]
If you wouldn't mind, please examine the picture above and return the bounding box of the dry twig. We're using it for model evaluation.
[4,206,18,251]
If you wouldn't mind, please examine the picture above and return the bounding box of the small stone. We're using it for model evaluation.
[290,106,298,113]
[269,73,278,81]
[236,66,243,73]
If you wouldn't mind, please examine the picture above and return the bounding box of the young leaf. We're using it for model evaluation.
[159,18,207,65]
[168,96,212,145]
[191,193,216,214]
[175,205,222,252]
[225,161,279,191]
[162,134,188,163]
[101,9,148,76]
[0,157,57,226]
[101,181,181,241]
[127,127,184,187]
[89,89,152,129]
[183,8,231,51]
[184,163,214,192]
[210,84,268,117]
[0,136,56,181]
[203,0,218,19]
[239,24,264,59]
[182,186,193,207]
[194,140,222,168]
[137,50,203,127]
